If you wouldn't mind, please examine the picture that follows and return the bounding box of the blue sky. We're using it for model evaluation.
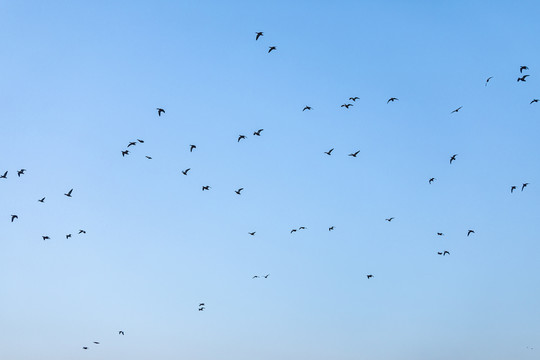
[1,1,539,359]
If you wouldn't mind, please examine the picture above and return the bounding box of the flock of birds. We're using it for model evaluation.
[3,30,537,352]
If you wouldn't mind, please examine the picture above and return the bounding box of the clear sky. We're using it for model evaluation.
[1,1,539,359]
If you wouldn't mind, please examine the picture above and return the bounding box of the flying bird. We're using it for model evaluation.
[38,197,45,203]
[348,150,360,157]
[511,185,517,193]
[118,331,125,335]
[349,97,360,101]
[324,148,334,155]
[78,230,86,234]
[235,188,244,195]
[145,156,152,159]
[252,275,259,279]
[255,32,263,40]
[93,342,100,345]
[190,145,197,152]
[198,307,205,311]
[42,236,50,241]
[268,46,276,53]
[517,75,530,82]
[530,99,539,104]
[66,234,72,239]
[450,154,457,164]
[248,232,256,236]
[182,168,191,175]
[202,186,211,191]
[299,226,307,230]
[238,135,246,142]
[341,103,353,109]
[253,129,264,136]
[290,229,297,233]
[329,226,334,231]
[366,275,373,279]
[429,177,436,184]
[520,65,529,73]
[437,252,443,255]
[199,303,205,307]
[302,106,312,111]
[263,274,270,278]
[17,169,26,177]
[83,347,88,350]
[522,183,529,191]
[122,150,129,157]
[127,142,137,147]
[0,171,7,179]
[437,233,444,236]
[137,139,144,143]
[443,251,450,256]
[467,230,475,236]
[387,97,398,103]
[451,106,463,113]
[485,76,493,86]
[64,189,73,197]
[11,215,18,222]
[156,108,165,116]
[385,217,394,222]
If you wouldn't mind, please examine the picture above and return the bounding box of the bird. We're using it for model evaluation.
[235,188,244,195]
[42,236,50,241]
[202,186,211,191]
[450,154,457,164]
[511,185,517,193]
[11,215,18,222]
[530,99,539,104]
[329,226,334,231]
[366,274,373,279]
[137,139,144,143]
[145,156,152,159]
[437,252,443,255]
[349,97,360,101]
[324,148,334,155]
[299,226,307,230]
[341,103,353,109]
[290,229,297,233]
[255,31,263,40]
[78,230,86,234]
[190,144,196,152]
[182,168,191,175]
[387,97,398,103]
[252,275,259,279]
[198,307,205,311]
[93,342,100,345]
[443,251,450,256]
[253,129,264,136]
[66,234,72,239]
[302,106,312,111]
[348,150,360,157]
[268,46,276,53]
[118,331,125,335]
[199,303,205,307]
[385,217,394,222]
[429,177,436,184]
[437,233,444,236]
[238,135,246,142]
[451,106,463,113]
[518,75,530,82]
[0,171,7,179]
[17,169,26,177]
[127,142,137,147]
[83,347,88,350]
[520,65,529,73]
[122,150,129,157]
[467,230,475,236]
[263,274,270,278]
[156,108,165,116]
[64,189,73,197]
[38,197,45,203]
[248,232,256,236]
[485,76,493,86]
[522,183,529,191]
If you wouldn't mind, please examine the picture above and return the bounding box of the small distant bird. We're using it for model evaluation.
[127,142,137,147]
[341,103,353,109]
[252,275,259,279]
[93,342,100,345]
[118,331,124,335]
[324,148,334,155]
[450,154,457,164]
[385,217,394,222]
[66,234,72,239]
[198,307,205,311]
[202,186,211,191]
[42,236,50,241]
[0,171,7,179]
[443,251,450,256]
[329,226,334,231]
[387,97,398,103]
[437,233,444,236]
[290,229,297,233]
[451,106,462,113]
[253,129,264,136]
[530,99,539,104]
[38,197,45,203]
[348,150,360,157]
[122,150,129,157]
[17,169,26,177]
[299,226,306,230]
[349,97,360,101]
[83,347,88,350]
[238,135,246,142]
[429,177,436,184]
[511,185,517,193]
[190,145,197,152]
[78,230,86,234]
[522,183,529,191]
[366,274,373,279]
[182,168,191,175]
[11,215,18,222]
[145,156,152,159]
[235,188,244,195]
[437,252,443,255]
[517,75,530,82]
[263,274,270,278]
[137,139,144,143]
[467,230,475,237]
[255,32,263,40]
[156,108,165,116]
[268,46,276,53]
[199,303,205,306]
[302,106,312,111]
[485,76,493,86]
[248,232,256,236]
[64,189,73,197]
[520,65,529,73]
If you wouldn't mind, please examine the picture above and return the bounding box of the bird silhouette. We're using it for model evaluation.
[122,150,129,157]
[11,215,18,222]
[253,129,264,136]
[127,142,137,147]
[156,108,165,116]
[118,331,124,335]
[485,76,493,86]
[522,183,529,191]
[83,347,88,350]
[252,275,259,279]
[467,230,475,236]
[255,31,263,40]
[238,135,246,142]
[64,189,73,197]
[299,226,307,230]
[443,251,450,256]
[198,307,205,311]
[429,177,436,184]
[78,230,86,234]
[42,236,50,241]
[385,217,394,222]
[190,145,197,152]
[302,106,312,111]
[263,274,270,278]
[511,185,517,193]
[199,303,205,307]
[349,97,360,101]
[437,233,444,236]
[202,186,211,191]
[387,97,398,103]
[451,106,463,113]
[137,139,144,143]
[329,226,334,231]
[0,171,7,179]
[268,46,276,53]
[324,148,334,155]
[248,232,256,236]
[341,103,353,108]
[530,99,539,104]
[17,169,26,177]
[437,252,443,255]
[38,197,45,203]
[348,150,360,157]
[520,65,529,73]
[367,274,373,279]
[235,188,244,195]
[450,154,457,164]
[517,75,530,82]
[93,342,100,345]
[182,168,191,175]
[66,234,72,239]
[145,156,152,159]
[290,229,297,233]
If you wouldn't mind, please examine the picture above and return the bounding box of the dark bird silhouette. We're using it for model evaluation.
[341,103,353,109]
[255,32,263,40]
[366,274,373,279]
[443,251,450,256]
[252,275,259,279]
[329,226,334,231]
[190,145,197,152]
[145,156,152,159]
[511,185,517,193]
[93,342,100,345]
[522,183,529,191]
[198,307,205,311]
[324,148,334,155]
[182,168,191,175]
[302,106,312,111]
[387,97,398,103]
[518,75,530,82]
[450,154,457,164]
[238,135,246,142]
[235,188,244,195]
[78,230,86,234]
[0,171,7,179]
[38,197,45,203]
[268,46,276,53]
[485,76,493,86]
[437,252,443,255]
[437,233,444,236]
[349,97,360,101]
[17,169,26,177]
[64,189,73,197]
[451,106,463,113]
[11,215,18,222]
[137,139,144,143]
[263,274,270,278]
[520,65,529,73]
[467,230,475,237]
[156,108,165,116]
[118,331,124,335]
[290,229,297,233]
[122,150,129,157]
[385,217,394,222]
[299,226,306,230]
[530,99,539,104]
[348,150,360,157]
[429,177,436,184]
[66,234,72,239]
[83,347,88,350]
[42,236,50,241]
[199,303,205,307]
[248,232,256,236]
[253,129,264,136]
[127,142,137,147]
[202,186,211,191]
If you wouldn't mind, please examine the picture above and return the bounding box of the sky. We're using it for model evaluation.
[0,0,539,359]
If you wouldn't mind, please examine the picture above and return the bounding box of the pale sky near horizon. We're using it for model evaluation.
[1,1,539,359]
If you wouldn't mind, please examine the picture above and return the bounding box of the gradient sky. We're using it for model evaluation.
[1,1,539,359]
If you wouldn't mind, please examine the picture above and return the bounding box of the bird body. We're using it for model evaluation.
[518,75,530,82]
[367,274,373,279]
[190,145,196,152]
[302,106,312,111]
[530,99,539,104]
[17,169,26,177]
[122,150,129,157]
[511,185,517,193]
[385,217,394,222]
[485,76,493,86]
[249,232,256,236]
[182,168,191,175]
[349,97,360,101]
[348,150,360,157]
[450,154,457,164]
[64,189,73,197]
[341,103,353,108]
[268,46,276,53]
[451,106,463,113]
[255,32,263,40]
[429,177,436,184]
[202,186,211,191]
[235,188,244,195]
[38,197,45,203]
[467,230,475,236]
[0,171,7,179]
[324,148,334,156]
[387,97,398,103]
[253,129,264,136]
[522,183,529,191]
[520,65,529,73]
[156,108,165,116]
[11,215,18,222]
[238,135,246,142]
